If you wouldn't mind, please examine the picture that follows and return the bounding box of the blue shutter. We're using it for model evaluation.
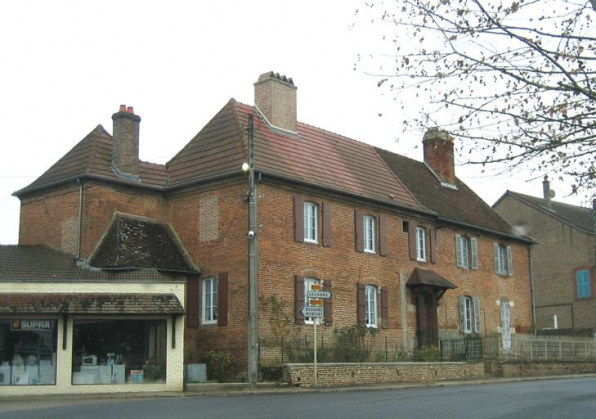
[455,235,462,267]
[471,238,478,270]
[576,270,592,298]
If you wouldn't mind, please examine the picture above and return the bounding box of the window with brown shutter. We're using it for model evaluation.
[217,272,228,327]
[379,214,387,257]
[294,275,305,324]
[324,280,333,324]
[323,202,332,247]
[355,209,364,253]
[430,227,437,263]
[293,195,304,243]
[357,283,366,325]
[186,275,200,328]
[408,222,417,260]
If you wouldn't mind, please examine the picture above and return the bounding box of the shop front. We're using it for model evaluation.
[0,288,186,396]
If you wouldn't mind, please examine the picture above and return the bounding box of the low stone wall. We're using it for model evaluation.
[486,360,596,377]
[282,362,484,387]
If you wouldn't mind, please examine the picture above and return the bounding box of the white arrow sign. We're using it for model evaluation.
[307,290,332,299]
[300,306,325,318]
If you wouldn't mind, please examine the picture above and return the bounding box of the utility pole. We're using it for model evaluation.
[246,113,259,390]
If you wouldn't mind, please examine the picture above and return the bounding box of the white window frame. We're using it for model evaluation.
[416,227,426,261]
[460,295,481,334]
[303,201,318,243]
[304,277,321,324]
[462,296,473,333]
[494,244,513,276]
[456,235,478,270]
[363,215,376,253]
[365,285,378,328]
[202,276,218,324]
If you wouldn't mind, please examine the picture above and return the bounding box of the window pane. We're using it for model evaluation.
[304,202,318,242]
[364,216,375,252]
[72,319,167,385]
[416,227,426,261]
[0,319,57,386]
[365,285,377,327]
[461,237,469,268]
[203,277,218,323]
[577,270,591,298]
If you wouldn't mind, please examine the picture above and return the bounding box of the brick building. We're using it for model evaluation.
[494,178,596,335]
[6,72,534,387]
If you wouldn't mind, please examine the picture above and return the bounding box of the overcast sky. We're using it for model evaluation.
[0,0,583,245]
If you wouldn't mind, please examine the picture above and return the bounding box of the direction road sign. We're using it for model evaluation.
[300,306,325,318]
[307,290,332,299]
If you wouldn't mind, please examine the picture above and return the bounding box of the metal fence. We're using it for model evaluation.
[482,334,596,361]
[259,333,596,366]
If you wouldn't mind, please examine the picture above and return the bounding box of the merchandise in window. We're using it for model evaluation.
[0,319,57,386]
[72,319,167,385]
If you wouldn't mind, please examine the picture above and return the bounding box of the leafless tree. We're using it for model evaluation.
[357,0,596,195]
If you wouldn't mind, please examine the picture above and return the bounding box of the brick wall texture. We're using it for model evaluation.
[19,176,533,371]
[495,196,596,333]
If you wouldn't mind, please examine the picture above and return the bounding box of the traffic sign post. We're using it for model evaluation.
[303,284,333,388]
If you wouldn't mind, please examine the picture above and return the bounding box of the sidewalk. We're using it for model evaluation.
[2,373,595,404]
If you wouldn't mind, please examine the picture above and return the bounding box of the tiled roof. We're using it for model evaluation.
[167,100,426,211]
[14,126,168,196]
[406,268,457,289]
[496,191,596,234]
[88,212,199,272]
[0,245,186,282]
[374,147,514,236]
[0,293,185,315]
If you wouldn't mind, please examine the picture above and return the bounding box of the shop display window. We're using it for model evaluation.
[0,319,58,386]
[72,319,167,385]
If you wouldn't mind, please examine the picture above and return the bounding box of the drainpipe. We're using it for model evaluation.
[529,244,537,335]
[76,178,83,259]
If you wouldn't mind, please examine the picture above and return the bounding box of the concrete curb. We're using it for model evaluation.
[2,374,596,403]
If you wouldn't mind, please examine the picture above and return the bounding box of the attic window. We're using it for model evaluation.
[402,221,410,233]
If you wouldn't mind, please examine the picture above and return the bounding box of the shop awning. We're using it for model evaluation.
[0,293,185,315]
[406,268,457,290]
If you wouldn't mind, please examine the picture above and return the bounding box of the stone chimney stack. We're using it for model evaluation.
[423,128,456,185]
[112,104,141,177]
[254,71,297,133]
[543,175,552,208]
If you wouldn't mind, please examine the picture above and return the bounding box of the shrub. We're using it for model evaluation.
[333,325,378,362]
[200,351,233,382]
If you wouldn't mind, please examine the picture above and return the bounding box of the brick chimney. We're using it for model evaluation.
[254,71,297,133]
[543,175,553,208]
[423,128,456,185]
[111,105,141,177]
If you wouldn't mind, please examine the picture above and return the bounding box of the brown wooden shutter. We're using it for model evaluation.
[381,286,389,329]
[217,272,228,327]
[379,214,387,257]
[357,283,366,325]
[355,209,364,253]
[295,275,305,324]
[294,195,304,243]
[186,275,200,328]
[408,222,417,260]
[323,201,332,247]
[324,280,333,325]
[430,227,437,263]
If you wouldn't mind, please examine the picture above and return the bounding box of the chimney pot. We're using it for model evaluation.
[254,71,297,133]
[112,105,141,177]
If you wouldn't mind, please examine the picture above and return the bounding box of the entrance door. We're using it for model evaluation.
[500,300,511,350]
[416,290,438,348]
